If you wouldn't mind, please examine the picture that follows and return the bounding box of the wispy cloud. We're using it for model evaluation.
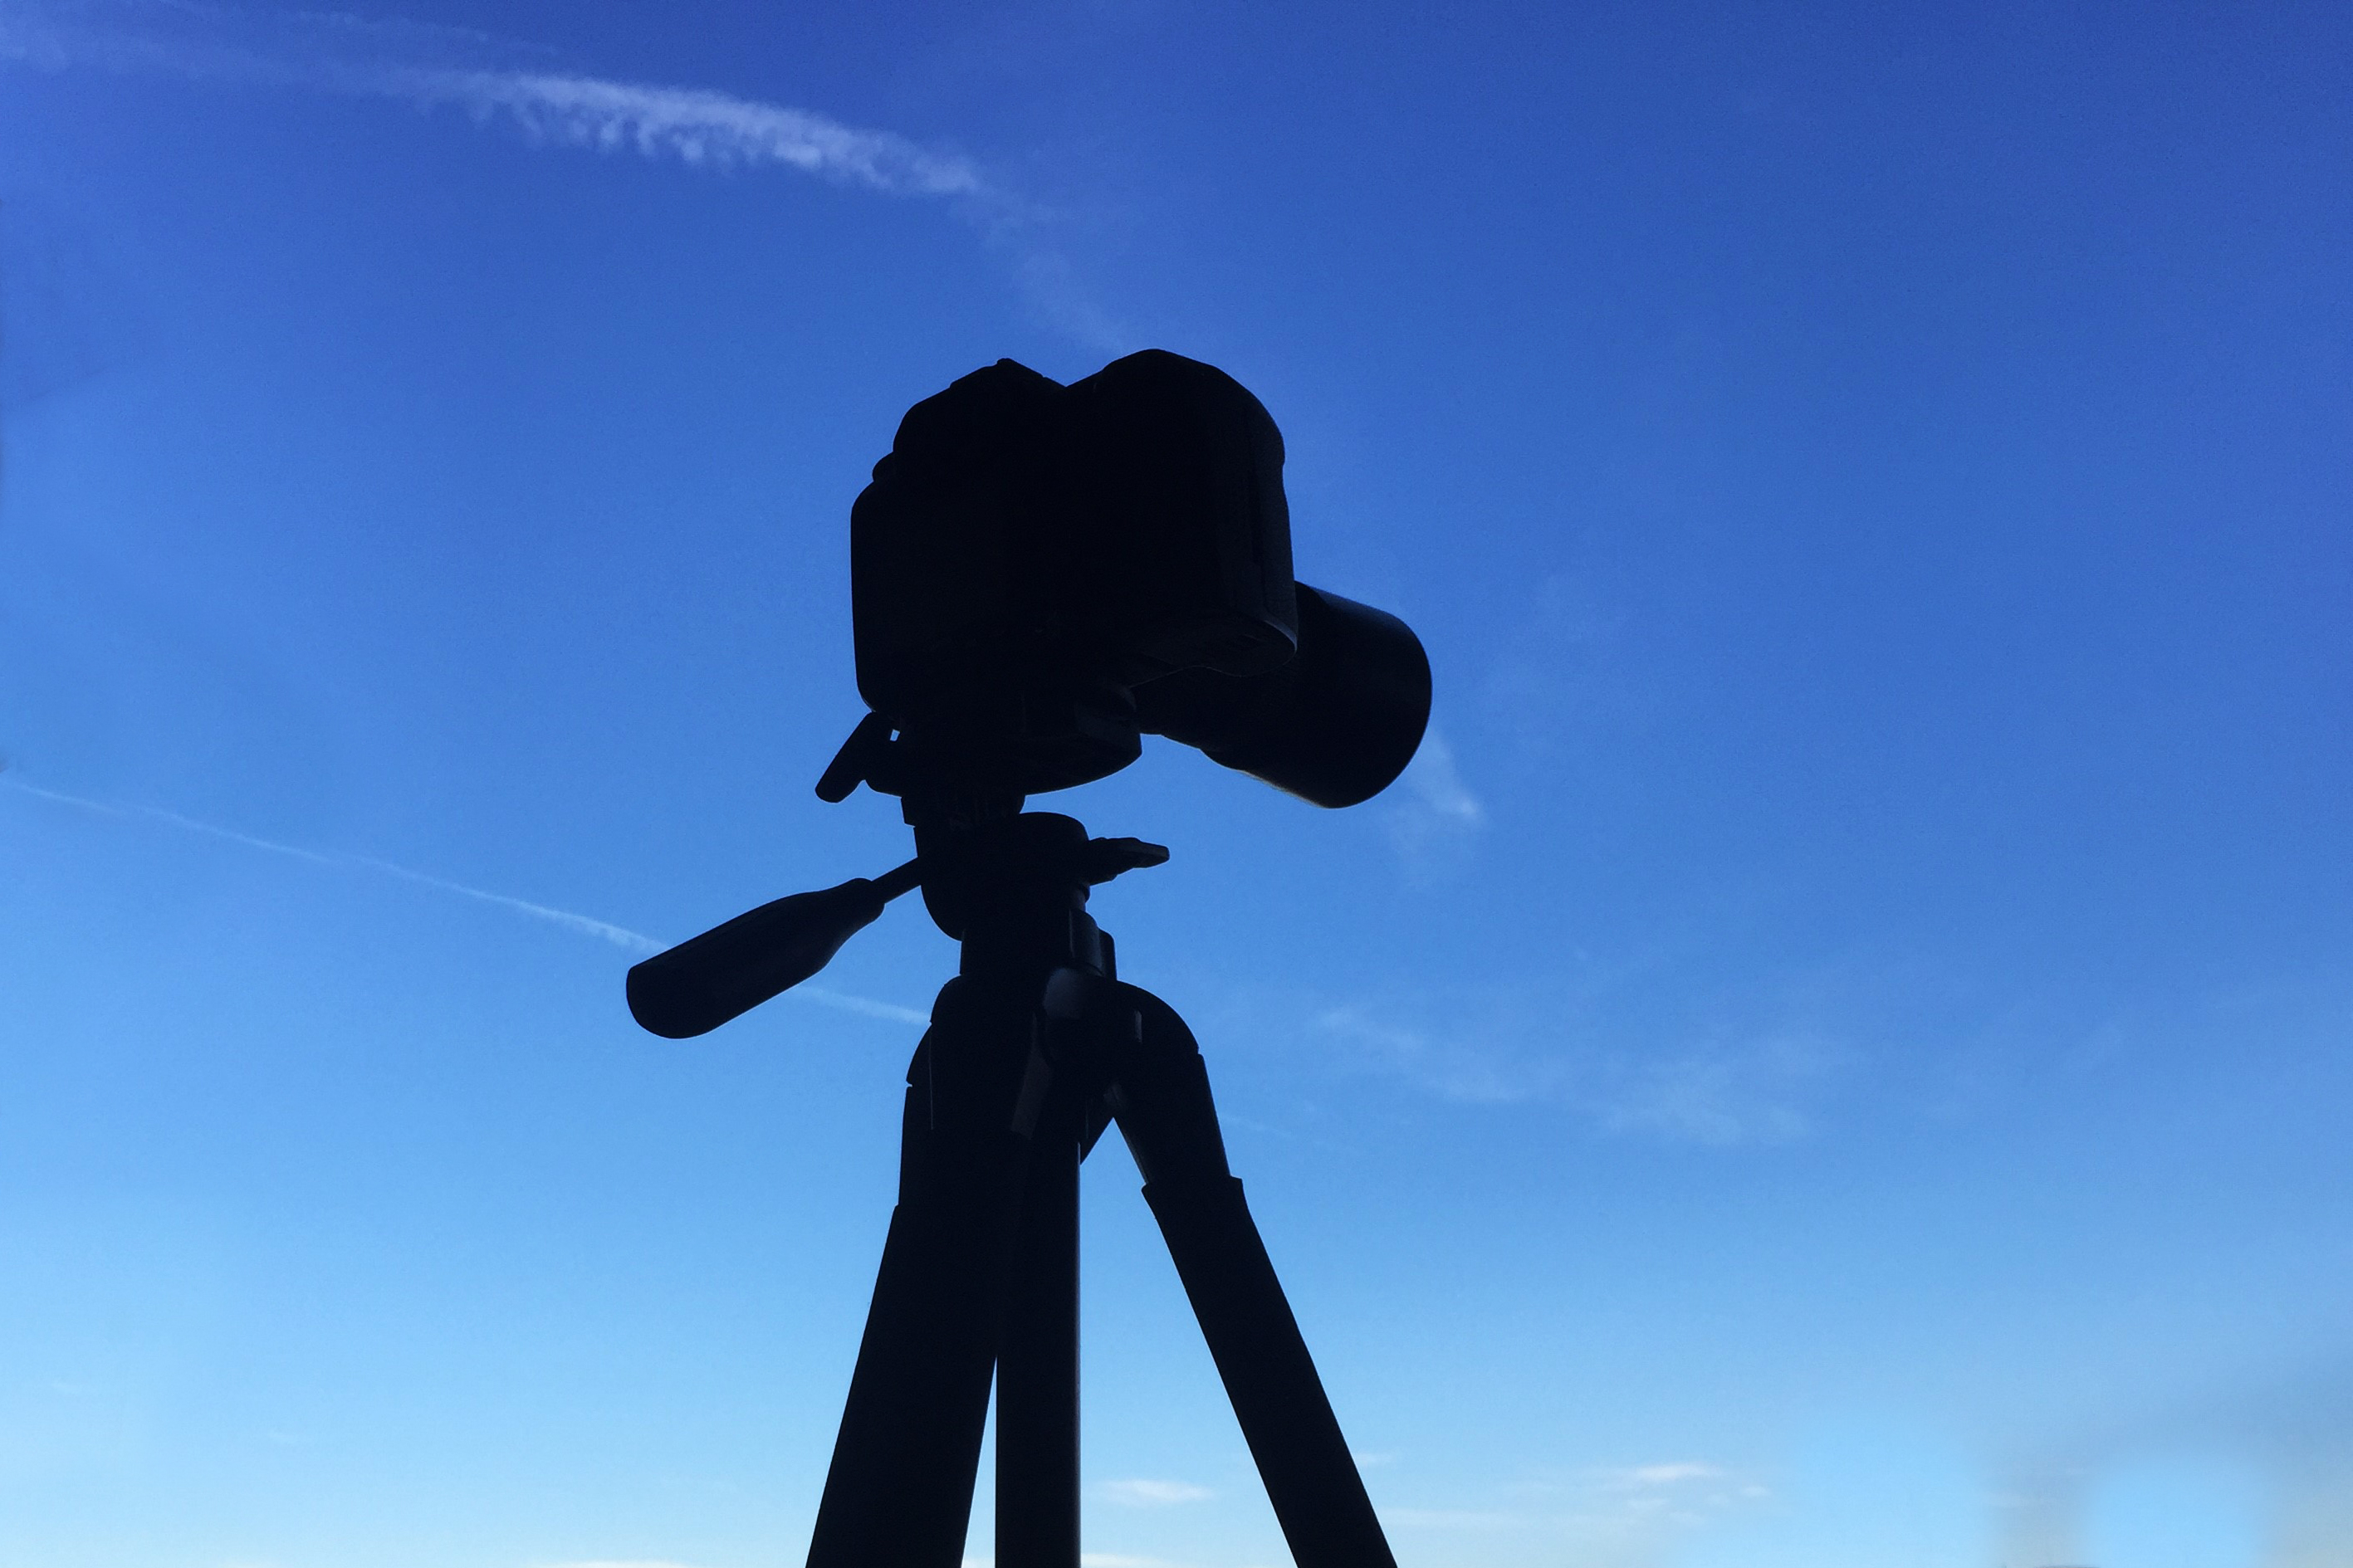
[1316,1003,1570,1106]
[0,773,926,1024]
[1597,1461,1728,1489]
[0,2,991,199]
[1381,1458,1770,1561]
[1385,1507,1523,1529]
[405,70,985,195]
[1100,1477,1214,1507]
[1597,1030,1848,1148]
[0,0,1140,345]
[1482,570,1650,755]
[1256,963,1858,1145]
[1382,729,1485,873]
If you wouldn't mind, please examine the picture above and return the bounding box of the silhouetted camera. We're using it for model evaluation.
[847,349,1430,806]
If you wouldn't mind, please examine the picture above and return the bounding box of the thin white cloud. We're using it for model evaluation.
[1382,729,1486,872]
[0,2,1147,344]
[1599,1460,1725,1489]
[397,68,986,196]
[0,2,989,200]
[1378,1458,1770,1561]
[1402,731,1485,825]
[537,1561,708,1568]
[1600,1031,1846,1147]
[0,773,925,1023]
[1302,979,1851,1144]
[1482,571,1646,755]
[1100,1477,1214,1507]
[1385,1507,1524,1529]
[1317,1003,1568,1105]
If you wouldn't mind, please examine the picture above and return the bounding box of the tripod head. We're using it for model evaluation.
[627,349,1430,1038]
[626,830,1168,1038]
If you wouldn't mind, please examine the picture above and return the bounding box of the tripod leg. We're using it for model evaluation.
[807,980,1037,1568]
[1108,985,1399,1568]
[995,1081,1083,1568]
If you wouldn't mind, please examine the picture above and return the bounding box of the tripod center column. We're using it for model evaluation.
[949,813,1102,1568]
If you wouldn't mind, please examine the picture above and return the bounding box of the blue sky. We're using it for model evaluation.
[1,2,2347,1565]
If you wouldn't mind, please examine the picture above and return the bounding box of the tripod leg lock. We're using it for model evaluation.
[1102,981,1399,1568]
[1098,982,1235,1188]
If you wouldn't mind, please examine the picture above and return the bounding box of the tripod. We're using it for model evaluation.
[619,349,1430,1565]
[802,809,1398,1568]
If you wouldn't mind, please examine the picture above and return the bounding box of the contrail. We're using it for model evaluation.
[2,774,662,952]
[0,774,927,1024]
[348,846,664,955]
[800,985,930,1027]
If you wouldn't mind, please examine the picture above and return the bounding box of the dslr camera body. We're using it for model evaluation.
[847,349,1429,808]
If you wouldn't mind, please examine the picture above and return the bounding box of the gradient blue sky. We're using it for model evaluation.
[2,2,2347,1566]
